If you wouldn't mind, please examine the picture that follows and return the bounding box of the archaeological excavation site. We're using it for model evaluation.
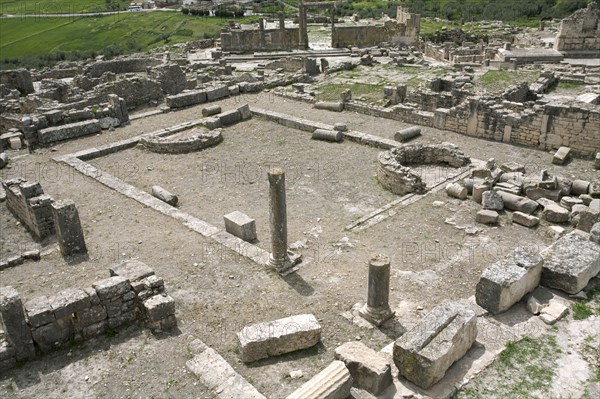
[0,1,599,398]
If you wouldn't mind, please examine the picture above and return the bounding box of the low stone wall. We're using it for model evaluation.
[0,261,176,372]
[86,57,161,78]
[141,128,223,154]
[434,98,600,157]
[333,22,415,48]
[2,178,55,240]
[554,3,600,57]
[377,143,471,195]
[0,69,34,95]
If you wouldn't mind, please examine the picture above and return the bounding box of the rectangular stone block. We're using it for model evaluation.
[82,320,108,339]
[218,109,241,126]
[143,294,175,322]
[540,232,600,294]
[237,314,321,363]
[393,302,477,389]
[287,360,353,399]
[224,211,257,242]
[334,341,392,395]
[476,248,543,314]
[75,304,108,327]
[49,288,91,319]
[51,199,87,257]
[93,276,131,302]
[512,211,540,227]
[186,348,266,399]
[25,296,55,328]
[166,90,207,108]
[38,120,101,144]
[110,260,155,282]
[0,286,36,361]
[552,146,571,165]
[31,316,73,352]
[205,85,229,101]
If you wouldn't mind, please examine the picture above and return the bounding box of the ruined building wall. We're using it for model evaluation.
[554,2,600,56]
[434,100,600,156]
[3,179,55,240]
[221,28,300,52]
[333,5,419,48]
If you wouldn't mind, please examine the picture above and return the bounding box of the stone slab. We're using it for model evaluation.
[237,314,321,363]
[110,260,155,282]
[393,301,477,389]
[475,248,544,314]
[540,232,600,294]
[334,341,392,395]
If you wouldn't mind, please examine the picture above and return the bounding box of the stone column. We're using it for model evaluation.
[51,199,87,257]
[278,12,285,30]
[0,286,35,361]
[359,254,394,326]
[268,168,292,273]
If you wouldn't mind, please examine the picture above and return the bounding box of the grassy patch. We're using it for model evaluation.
[556,81,585,91]
[315,82,384,103]
[0,0,130,14]
[456,335,561,399]
[0,13,258,68]
[478,70,540,93]
[572,302,594,320]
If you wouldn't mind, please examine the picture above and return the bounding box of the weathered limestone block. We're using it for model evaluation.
[75,304,107,327]
[151,185,178,206]
[110,260,155,282]
[312,129,343,142]
[512,211,540,227]
[224,210,257,242]
[476,209,499,225]
[314,101,344,112]
[92,276,131,302]
[590,181,600,198]
[552,146,571,165]
[590,222,600,243]
[393,302,477,389]
[38,120,101,144]
[334,341,392,395]
[540,232,600,294]
[496,191,538,214]
[218,109,241,126]
[472,183,490,204]
[25,296,55,328]
[541,202,570,223]
[576,205,600,232]
[166,90,207,108]
[446,183,467,200]
[0,286,36,361]
[205,85,229,102]
[287,360,353,399]
[31,316,73,352]
[595,153,600,170]
[143,294,176,331]
[482,190,504,210]
[540,299,569,325]
[51,199,87,257]
[560,196,583,210]
[237,314,321,363]
[187,348,266,399]
[475,248,544,314]
[49,288,91,319]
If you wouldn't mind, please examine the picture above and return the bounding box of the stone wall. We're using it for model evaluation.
[434,98,600,157]
[3,178,55,240]
[0,261,176,372]
[93,77,163,109]
[85,57,162,78]
[0,69,34,95]
[221,27,300,52]
[554,3,600,57]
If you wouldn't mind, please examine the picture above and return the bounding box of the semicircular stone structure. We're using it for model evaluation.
[140,128,223,154]
[377,143,470,195]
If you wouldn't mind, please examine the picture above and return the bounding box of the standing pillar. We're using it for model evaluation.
[51,199,87,257]
[268,168,292,273]
[0,286,35,362]
[359,254,394,326]
[278,11,285,30]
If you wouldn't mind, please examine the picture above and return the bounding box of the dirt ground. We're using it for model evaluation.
[1,92,599,398]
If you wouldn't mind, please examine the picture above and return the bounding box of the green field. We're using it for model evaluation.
[0,0,130,14]
[0,13,258,67]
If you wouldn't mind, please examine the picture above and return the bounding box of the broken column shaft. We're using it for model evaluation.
[268,168,292,273]
[359,254,394,326]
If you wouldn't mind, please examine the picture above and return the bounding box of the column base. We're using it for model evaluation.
[268,251,302,275]
[358,304,394,327]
